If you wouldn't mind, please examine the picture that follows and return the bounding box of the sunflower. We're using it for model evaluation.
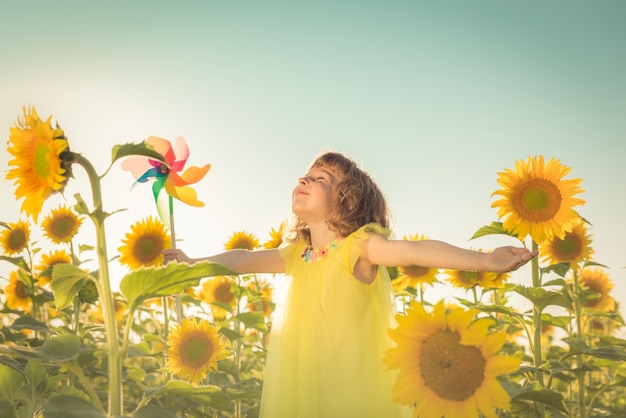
[491,156,585,243]
[197,276,237,320]
[5,106,72,222]
[224,230,259,250]
[90,297,127,324]
[118,216,171,270]
[395,233,440,291]
[4,270,32,312]
[263,223,285,249]
[445,269,509,291]
[0,219,31,256]
[36,249,72,287]
[577,267,616,312]
[444,249,513,291]
[540,220,593,272]
[41,204,83,244]
[384,300,521,418]
[166,317,230,385]
[247,281,274,317]
[445,269,479,290]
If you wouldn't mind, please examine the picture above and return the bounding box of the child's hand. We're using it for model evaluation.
[162,248,192,264]
[487,246,538,272]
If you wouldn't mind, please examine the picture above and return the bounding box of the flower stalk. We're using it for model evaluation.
[531,240,543,387]
[73,153,122,417]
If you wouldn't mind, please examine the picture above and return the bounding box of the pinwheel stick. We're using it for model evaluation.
[169,195,184,323]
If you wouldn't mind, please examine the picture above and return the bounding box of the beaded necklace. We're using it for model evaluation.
[301,238,344,262]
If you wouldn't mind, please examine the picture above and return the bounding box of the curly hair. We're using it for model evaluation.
[288,152,390,244]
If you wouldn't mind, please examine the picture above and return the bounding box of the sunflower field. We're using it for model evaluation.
[1,106,625,418]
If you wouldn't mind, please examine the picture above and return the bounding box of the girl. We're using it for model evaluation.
[163,151,537,418]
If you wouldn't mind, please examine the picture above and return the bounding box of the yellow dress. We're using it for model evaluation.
[259,223,412,418]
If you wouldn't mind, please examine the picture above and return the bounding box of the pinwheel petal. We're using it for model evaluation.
[171,136,190,172]
[146,136,175,164]
[179,164,211,185]
[165,179,205,207]
[121,156,154,180]
[152,177,167,205]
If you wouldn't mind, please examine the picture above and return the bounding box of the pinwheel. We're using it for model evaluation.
[121,136,211,226]
[122,135,210,323]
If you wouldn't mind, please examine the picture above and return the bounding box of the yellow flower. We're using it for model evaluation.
[90,297,127,324]
[224,230,259,250]
[578,267,616,312]
[263,223,285,249]
[5,106,72,222]
[4,270,32,312]
[444,249,510,291]
[41,204,83,244]
[540,220,593,272]
[36,249,72,287]
[197,276,237,320]
[395,233,440,291]
[445,269,480,290]
[384,300,521,418]
[0,220,31,256]
[118,216,171,270]
[166,317,230,385]
[247,280,274,317]
[491,156,585,243]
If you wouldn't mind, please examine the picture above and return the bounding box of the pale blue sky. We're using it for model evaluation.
[1,1,625,329]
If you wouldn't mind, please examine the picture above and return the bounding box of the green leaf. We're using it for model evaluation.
[24,360,48,397]
[219,327,244,342]
[144,380,233,411]
[51,264,95,310]
[0,364,24,403]
[9,316,54,334]
[0,255,28,271]
[507,381,568,414]
[42,396,105,418]
[72,193,91,216]
[120,261,235,313]
[9,334,81,362]
[511,389,568,413]
[540,262,571,277]
[514,285,571,312]
[132,404,178,418]
[111,142,165,165]
[470,221,520,241]
[564,339,626,361]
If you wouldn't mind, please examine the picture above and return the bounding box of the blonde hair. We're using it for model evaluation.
[288,152,390,244]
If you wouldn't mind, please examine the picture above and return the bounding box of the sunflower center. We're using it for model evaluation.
[551,232,582,261]
[133,234,164,263]
[215,283,233,303]
[8,230,27,251]
[33,140,53,184]
[180,336,213,368]
[16,281,29,299]
[515,179,562,222]
[403,265,429,278]
[49,215,77,240]
[420,330,485,401]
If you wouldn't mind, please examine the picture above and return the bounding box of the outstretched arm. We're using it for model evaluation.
[364,233,537,272]
[162,248,285,274]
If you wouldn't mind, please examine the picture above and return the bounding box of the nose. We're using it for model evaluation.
[298,176,309,185]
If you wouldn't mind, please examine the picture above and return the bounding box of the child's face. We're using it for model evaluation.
[292,165,339,224]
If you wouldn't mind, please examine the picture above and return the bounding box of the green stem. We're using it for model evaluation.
[64,362,106,414]
[572,270,587,418]
[73,153,122,417]
[531,240,543,386]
